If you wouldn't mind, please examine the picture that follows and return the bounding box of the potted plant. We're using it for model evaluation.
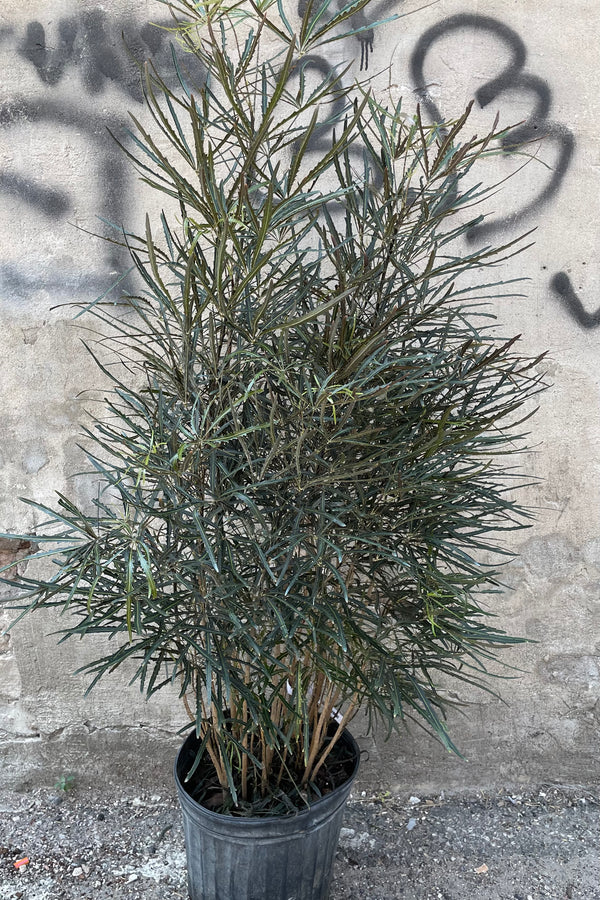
[1,0,546,898]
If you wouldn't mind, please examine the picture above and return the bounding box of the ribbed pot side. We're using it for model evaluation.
[174,729,360,900]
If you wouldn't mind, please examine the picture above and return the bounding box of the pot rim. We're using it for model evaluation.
[174,726,360,826]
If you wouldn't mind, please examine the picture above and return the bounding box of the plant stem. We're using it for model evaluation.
[307,697,359,786]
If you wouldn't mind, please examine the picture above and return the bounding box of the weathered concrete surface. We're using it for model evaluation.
[0,784,598,899]
[0,0,599,794]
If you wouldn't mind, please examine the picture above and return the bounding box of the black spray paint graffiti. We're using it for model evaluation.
[407,15,600,329]
[409,15,600,330]
[5,2,388,299]
[297,0,398,71]
[290,0,399,188]
[292,6,591,330]
[18,11,175,101]
[0,97,131,286]
[409,14,575,244]
[2,6,595,328]
[0,10,202,301]
[550,272,600,330]
[336,6,593,332]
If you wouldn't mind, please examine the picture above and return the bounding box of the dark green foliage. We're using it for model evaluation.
[1,0,546,811]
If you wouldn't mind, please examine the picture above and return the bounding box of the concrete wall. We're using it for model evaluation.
[0,0,598,794]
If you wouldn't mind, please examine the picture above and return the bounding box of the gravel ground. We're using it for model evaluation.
[0,783,598,899]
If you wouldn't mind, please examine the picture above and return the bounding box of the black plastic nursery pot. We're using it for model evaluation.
[174,728,360,900]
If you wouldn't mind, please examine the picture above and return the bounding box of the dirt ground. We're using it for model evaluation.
[0,781,598,899]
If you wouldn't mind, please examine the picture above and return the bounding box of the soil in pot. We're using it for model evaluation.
[180,725,359,817]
